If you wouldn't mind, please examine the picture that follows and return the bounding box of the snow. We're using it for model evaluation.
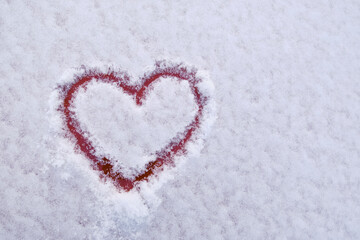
[1,0,360,239]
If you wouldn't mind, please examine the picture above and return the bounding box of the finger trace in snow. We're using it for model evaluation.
[57,61,215,192]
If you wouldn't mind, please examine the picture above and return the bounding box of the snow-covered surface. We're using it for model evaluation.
[1,0,360,239]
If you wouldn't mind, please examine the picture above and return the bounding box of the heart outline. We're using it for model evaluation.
[61,61,207,191]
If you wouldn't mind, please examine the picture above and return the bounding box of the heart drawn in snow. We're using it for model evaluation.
[60,61,209,191]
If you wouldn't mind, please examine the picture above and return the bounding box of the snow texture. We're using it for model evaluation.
[1,0,360,239]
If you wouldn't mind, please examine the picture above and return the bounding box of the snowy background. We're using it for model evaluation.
[1,0,360,239]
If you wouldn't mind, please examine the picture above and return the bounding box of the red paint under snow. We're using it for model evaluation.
[61,62,206,191]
